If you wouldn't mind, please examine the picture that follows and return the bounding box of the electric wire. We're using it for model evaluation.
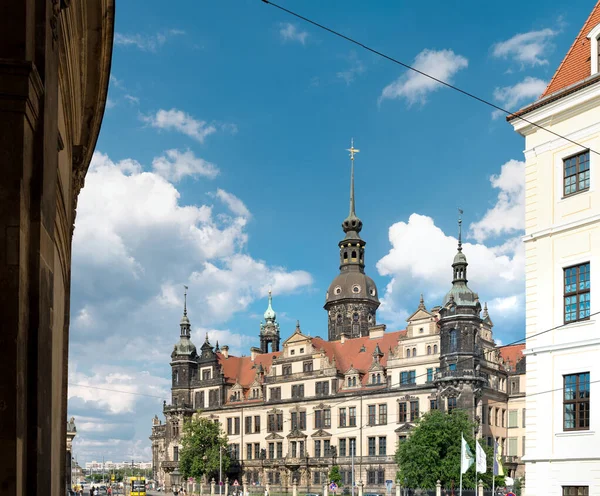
[259,0,600,156]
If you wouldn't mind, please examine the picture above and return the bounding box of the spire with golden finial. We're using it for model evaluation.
[342,138,363,236]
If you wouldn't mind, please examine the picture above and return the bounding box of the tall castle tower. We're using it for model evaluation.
[324,141,380,341]
[434,215,486,425]
[260,290,280,352]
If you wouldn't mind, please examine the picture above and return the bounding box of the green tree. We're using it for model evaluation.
[395,410,504,489]
[328,466,342,487]
[180,417,230,482]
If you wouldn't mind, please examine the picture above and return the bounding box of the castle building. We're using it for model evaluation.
[151,145,526,491]
[508,2,600,494]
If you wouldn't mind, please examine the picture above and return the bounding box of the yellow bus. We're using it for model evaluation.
[130,477,146,496]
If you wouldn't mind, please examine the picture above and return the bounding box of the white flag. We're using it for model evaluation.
[461,434,474,474]
[476,440,487,473]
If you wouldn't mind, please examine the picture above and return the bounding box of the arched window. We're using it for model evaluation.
[351,250,357,259]
[337,314,342,324]
[449,329,458,352]
[434,344,438,354]
[173,370,179,385]
[412,347,417,357]
[348,377,352,387]
[343,251,348,260]
[352,377,356,387]
[427,345,431,355]
[406,349,411,358]
[353,313,359,322]
[377,374,381,384]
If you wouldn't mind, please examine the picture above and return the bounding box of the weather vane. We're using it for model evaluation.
[347,138,360,161]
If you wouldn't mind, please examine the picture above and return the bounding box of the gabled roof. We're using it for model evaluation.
[217,352,279,386]
[498,343,525,371]
[541,1,600,98]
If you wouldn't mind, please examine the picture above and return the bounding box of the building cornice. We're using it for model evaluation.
[523,211,600,243]
[523,335,600,356]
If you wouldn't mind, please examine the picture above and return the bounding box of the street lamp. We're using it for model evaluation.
[172,469,182,491]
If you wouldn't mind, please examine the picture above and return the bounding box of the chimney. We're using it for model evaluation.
[221,345,229,359]
[340,333,347,344]
[250,346,262,362]
[369,324,386,339]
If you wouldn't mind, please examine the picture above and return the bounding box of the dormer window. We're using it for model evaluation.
[588,23,600,74]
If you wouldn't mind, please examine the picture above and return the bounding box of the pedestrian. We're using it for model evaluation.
[172,486,179,496]
[90,486,95,496]
[94,487,99,496]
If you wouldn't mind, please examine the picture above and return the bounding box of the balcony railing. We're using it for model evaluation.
[161,460,179,470]
[163,403,194,412]
[434,370,487,381]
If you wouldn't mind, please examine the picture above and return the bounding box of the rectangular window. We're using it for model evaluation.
[270,387,281,401]
[368,405,376,425]
[522,408,526,428]
[349,438,356,456]
[316,381,330,396]
[254,415,261,433]
[400,370,416,385]
[245,416,253,434]
[377,470,385,485]
[449,363,457,372]
[447,397,457,413]
[379,404,388,425]
[314,440,321,458]
[349,407,357,427]
[339,438,346,457]
[324,439,331,456]
[339,408,347,427]
[313,471,321,485]
[227,418,233,435]
[562,487,589,496]
[368,437,376,456]
[254,443,260,460]
[300,411,306,430]
[427,368,433,382]
[398,402,407,423]
[508,410,518,428]
[410,400,419,421]
[292,384,304,398]
[430,399,438,410]
[277,442,283,459]
[501,409,506,428]
[291,412,298,430]
[268,443,275,459]
[299,441,305,458]
[232,444,240,460]
[564,372,590,431]
[247,443,253,460]
[303,361,313,372]
[202,370,211,381]
[563,150,590,196]
[367,470,375,485]
[400,371,408,385]
[564,263,591,323]
[291,441,297,458]
[173,446,179,462]
[324,409,331,428]
[315,410,322,429]
[268,413,283,432]
[481,406,486,425]
[522,436,526,457]
[378,436,387,456]
[507,437,517,456]
[234,417,240,435]
[283,365,292,376]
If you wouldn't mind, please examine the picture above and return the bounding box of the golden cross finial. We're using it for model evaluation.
[347,138,360,161]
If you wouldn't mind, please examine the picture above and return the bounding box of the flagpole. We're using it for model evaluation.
[474,440,477,493]
[459,432,463,496]
[492,441,496,496]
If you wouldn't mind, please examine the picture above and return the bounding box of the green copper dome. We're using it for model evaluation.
[264,290,276,321]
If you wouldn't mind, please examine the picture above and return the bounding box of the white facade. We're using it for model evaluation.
[510,22,600,494]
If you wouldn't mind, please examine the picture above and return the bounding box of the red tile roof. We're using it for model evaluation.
[216,331,407,388]
[541,1,600,98]
[217,351,280,386]
[498,343,525,371]
[311,331,406,378]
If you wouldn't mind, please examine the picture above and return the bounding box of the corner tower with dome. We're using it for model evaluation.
[324,141,380,341]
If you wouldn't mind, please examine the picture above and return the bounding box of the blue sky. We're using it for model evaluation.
[67,0,595,464]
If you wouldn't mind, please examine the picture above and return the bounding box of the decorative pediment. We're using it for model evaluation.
[312,402,330,410]
[286,429,307,439]
[395,423,414,433]
[265,432,284,440]
[406,307,434,322]
[397,394,418,402]
[368,361,385,372]
[289,404,307,414]
[267,407,283,414]
[230,381,243,391]
[311,429,332,438]
[345,364,360,375]
[250,377,262,388]
[439,384,462,398]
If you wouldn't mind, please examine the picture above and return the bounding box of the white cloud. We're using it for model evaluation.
[69,150,313,462]
[142,108,217,143]
[492,76,547,118]
[492,28,557,67]
[337,52,366,85]
[216,188,251,218]
[469,159,525,242]
[124,94,140,105]
[152,149,219,182]
[376,213,524,330]
[106,98,116,110]
[279,23,308,44]
[380,49,468,105]
[114,29,184,52]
